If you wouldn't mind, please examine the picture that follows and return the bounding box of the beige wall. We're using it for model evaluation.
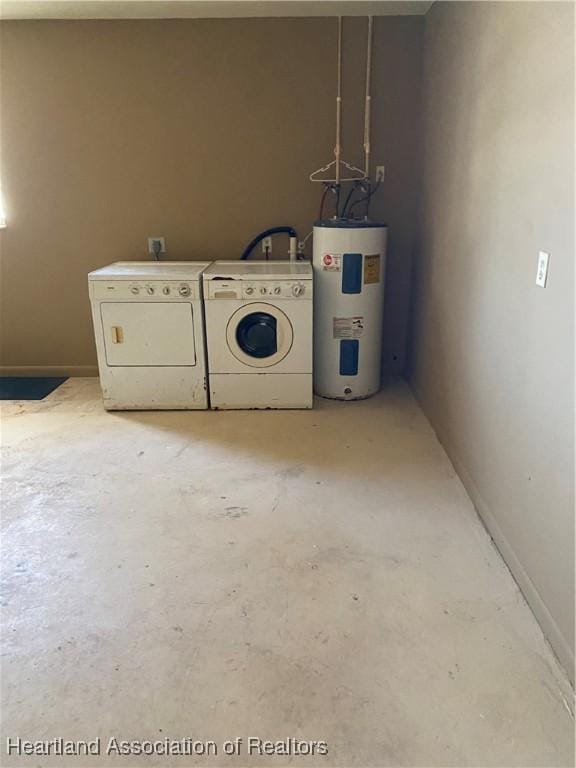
[411,1,574,679]
[0,16,423,374]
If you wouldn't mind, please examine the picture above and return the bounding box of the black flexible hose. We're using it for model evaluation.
[319,186,330,221]
[240,226,298,260]
[340,182,363,219]
[348,180,382,219]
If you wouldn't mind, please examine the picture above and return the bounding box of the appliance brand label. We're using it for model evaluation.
[322,254,341,272]
[333,316,364,339]
[364,254,380,284]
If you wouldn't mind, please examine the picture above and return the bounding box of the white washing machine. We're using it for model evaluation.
[88,261,211,410]
[203,261,313,409]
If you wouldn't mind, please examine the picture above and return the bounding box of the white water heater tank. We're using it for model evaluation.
[312,221,387,400]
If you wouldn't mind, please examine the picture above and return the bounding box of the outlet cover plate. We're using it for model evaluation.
[148,237,166,255]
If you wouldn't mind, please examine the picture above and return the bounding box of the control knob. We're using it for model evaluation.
[292,283,305,297]
[260,286,267,295]
[245,286,254,295]
[178,284,191,297]
[274,286,281,295]
[162,286,170,295]
[130,286,140,295]
[146,285,155,295]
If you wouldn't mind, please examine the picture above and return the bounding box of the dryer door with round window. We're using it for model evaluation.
[226,303,294,368]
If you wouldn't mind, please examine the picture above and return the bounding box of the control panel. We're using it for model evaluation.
[207,281,308,300]
[91,281,196,300]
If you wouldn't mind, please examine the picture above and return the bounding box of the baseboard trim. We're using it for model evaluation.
[410,380,575,686]
[0,365,98,377]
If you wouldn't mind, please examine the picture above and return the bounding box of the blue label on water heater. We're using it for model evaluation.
[342,253,363,294]
[339,339,359,376]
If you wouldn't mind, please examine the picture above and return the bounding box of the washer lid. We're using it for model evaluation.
[204,260,312,281]
[88,261,211,281]
[314,219,387,229]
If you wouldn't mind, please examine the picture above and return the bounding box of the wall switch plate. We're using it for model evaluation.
[262,236,272,253]
[148,237,166,255]
[536,251,549,287]
[375,165,386,183]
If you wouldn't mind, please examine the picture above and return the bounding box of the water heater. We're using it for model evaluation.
[312,221,387,400]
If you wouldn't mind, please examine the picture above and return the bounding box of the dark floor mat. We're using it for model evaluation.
[0,377,68,400]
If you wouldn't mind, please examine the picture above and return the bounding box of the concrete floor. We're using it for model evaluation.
[1,378,574,768]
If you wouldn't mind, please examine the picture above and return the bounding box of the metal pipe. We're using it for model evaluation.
[363,16,374,179]
[334,16,343,187]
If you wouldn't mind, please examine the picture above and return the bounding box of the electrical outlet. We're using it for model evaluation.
[262,236,273,253]
[536,251,549,287]
[148,237,166,256]
[375,165,386,183]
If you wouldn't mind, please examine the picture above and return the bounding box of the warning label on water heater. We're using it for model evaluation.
[333,317,365,339]
[364,254,380,284]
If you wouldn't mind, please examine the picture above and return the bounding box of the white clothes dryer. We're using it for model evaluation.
[88,261,210,410]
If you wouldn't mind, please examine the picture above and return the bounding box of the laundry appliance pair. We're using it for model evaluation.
[88,260,313,411]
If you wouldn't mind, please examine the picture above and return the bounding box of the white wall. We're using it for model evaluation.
[411,1,574,680]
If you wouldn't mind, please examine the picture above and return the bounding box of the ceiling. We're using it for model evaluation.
[0,0,434,20]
